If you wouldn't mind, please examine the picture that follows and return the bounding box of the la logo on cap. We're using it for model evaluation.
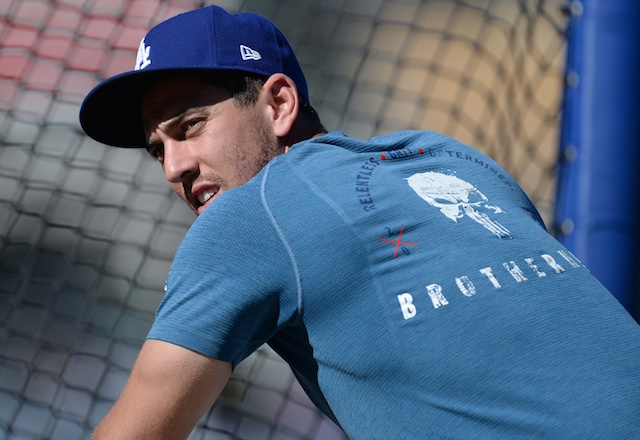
[135,39,152,70]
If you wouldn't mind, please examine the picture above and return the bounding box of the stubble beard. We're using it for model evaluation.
[183,117,282,215]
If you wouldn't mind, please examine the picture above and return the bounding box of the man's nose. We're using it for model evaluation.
[163,140,198,183]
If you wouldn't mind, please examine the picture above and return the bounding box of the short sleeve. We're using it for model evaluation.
[146,180,300,365]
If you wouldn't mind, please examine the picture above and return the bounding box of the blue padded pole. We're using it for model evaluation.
[556,0,640,321]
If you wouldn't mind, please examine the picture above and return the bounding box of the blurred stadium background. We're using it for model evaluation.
[2,0,637,439]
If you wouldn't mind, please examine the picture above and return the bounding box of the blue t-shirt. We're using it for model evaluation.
[148,131,640,439]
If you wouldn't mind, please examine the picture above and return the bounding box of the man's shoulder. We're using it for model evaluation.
[283,130,456,160]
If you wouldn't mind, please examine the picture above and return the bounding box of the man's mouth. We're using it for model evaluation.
[197,188,217,205]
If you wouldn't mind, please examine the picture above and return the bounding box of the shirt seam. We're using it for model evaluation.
[260,160,304,317]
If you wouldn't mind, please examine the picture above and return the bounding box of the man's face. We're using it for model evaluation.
[141,73,283,215]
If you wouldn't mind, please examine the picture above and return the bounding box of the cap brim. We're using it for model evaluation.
[80,68,203,148]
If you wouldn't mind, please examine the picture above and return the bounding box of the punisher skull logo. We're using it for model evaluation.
[407,171,511,239]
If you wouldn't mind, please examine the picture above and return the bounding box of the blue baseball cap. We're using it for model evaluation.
[79,5,309,148]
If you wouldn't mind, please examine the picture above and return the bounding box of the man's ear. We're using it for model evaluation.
[262,73,299,138]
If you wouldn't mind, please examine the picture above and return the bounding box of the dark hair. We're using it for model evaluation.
[214,71,324,128]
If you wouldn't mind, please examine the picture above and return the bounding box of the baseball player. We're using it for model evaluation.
[80,6,640,439]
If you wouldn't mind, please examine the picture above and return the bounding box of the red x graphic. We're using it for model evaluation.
[379,226,418,258]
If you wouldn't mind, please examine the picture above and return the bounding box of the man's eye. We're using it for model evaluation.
[147,144,164,162]
[185,119,203,134]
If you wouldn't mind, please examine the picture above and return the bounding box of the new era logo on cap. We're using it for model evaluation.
[240,45,262,61]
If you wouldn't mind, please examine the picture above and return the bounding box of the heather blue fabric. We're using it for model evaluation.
[148,131,640,439]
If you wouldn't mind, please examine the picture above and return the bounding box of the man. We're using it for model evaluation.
[80,5,640,439]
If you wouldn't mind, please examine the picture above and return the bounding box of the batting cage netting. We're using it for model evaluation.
[0,0,569,438]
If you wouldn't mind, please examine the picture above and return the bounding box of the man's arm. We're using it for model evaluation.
[92,339,232,440]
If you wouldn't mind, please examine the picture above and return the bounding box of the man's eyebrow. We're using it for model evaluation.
[158,107,201,131]
[145,107,203,146]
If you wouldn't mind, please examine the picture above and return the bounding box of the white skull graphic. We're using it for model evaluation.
[407,171,511,238]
